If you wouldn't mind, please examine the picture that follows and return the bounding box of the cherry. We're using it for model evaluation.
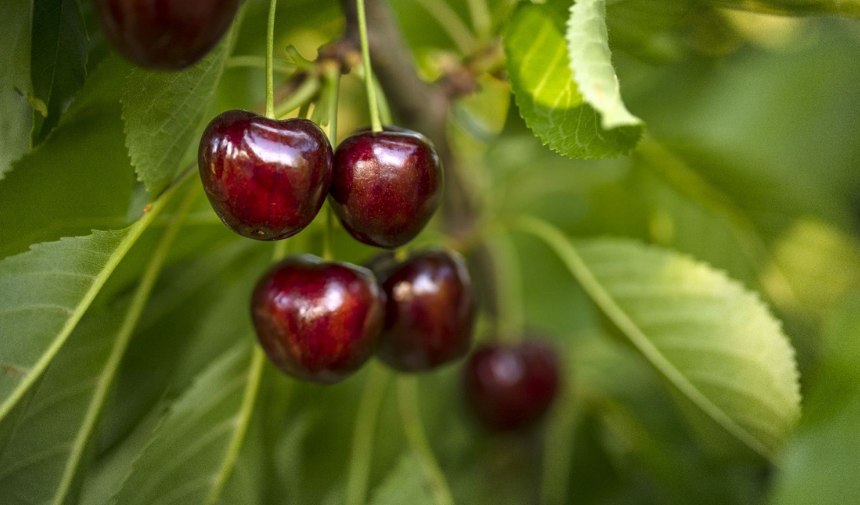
[251,256,385,384]
[93,0,240,70]
[370,249,476,372]
[463,342,560,432]
[329,129,443,249]
[198,110,333,241]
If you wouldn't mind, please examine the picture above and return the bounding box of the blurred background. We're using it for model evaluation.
[1,0,860,504]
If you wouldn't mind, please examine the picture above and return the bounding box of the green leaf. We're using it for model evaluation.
[0,87,32,179]
[368,455,433,505]
[0,0,33,95]
[113,343,264,505]
[513,217,801,459]
[30,0,89,142]
[504,3,642,159]
[122,19,239,196]
[0,56,134,260]
[0,184,175,428]
[0,185,196,505]
[566,0,643,130]
[0,312,122,505]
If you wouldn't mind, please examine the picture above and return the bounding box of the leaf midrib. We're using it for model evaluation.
[512,215,777,461]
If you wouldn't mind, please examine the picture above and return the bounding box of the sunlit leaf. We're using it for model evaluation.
[515,217,801,459]
[504,3,642,159]
[566,0,643,130]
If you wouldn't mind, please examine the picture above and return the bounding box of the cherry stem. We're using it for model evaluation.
[273,75,321,118]
[466,0,491,38]
[487,229,525,341]
[265,0,278,119]
[356,0,382,132]
[323,204,334,261]
[396,376,455,505]
[345,364,390,505]
[325,65,340,143]
[415,0,476,54]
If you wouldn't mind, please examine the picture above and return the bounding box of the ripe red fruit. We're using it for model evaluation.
[329,130,443,249]
[463,342,560,432]
[198,110,333,241]
[93,0,240,70]
[370,249,475,372]
[251,256,385,384]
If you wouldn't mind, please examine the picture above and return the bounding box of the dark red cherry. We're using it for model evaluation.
[329,130,443,249]
[251,256,385,384]
[93,0,240,70]
[198,110,333,241]
[463,342,560,432]
[370,249,475,372]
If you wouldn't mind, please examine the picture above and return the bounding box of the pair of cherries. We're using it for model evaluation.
[198,111,443,249]
[252,249,475,382]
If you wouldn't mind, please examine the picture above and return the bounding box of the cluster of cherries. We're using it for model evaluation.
[94,0,560,432]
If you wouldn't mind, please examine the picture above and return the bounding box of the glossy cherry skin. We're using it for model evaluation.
[463,342,560,432]
[330,130,443,249]
[198,110,333,241]
[371,249,476,372]
[251,256,385,384]
[93,0,240,70]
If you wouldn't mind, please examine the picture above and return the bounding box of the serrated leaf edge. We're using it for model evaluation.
[512,216,801,460]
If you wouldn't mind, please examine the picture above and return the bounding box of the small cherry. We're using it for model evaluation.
[463,341,560,432]
[329,128,443,249]
[251,256,385,384]
[94,0,241,70]
[370,249,476,372]
[198,110,333,241]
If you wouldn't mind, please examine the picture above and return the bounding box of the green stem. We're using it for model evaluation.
[323,204,334,262]
[539,347,580,505]
[274,76,321,118]
[204,347,267,505]
[325,66,340,143]
[51,183,199,505]
[273,240,289,262]
[415,0,476,53]
[356,0,382,132]
[344,364,390,505]
[227,56,293,74]
[466,0,491,38]
[371,72,393,125]
[397,376,455,505]
[487,229,524,339]
[265,0,278,118]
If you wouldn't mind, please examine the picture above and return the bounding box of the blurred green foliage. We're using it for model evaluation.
[1,0,860,504]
